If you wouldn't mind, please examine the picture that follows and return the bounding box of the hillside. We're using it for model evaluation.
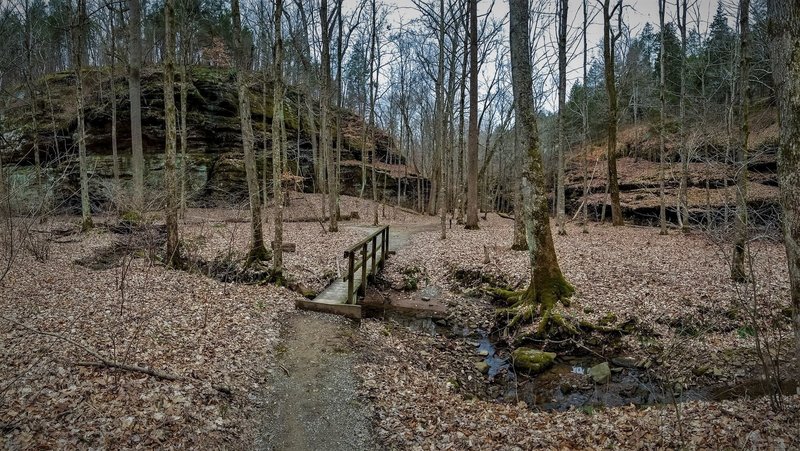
[563,109,780,226]
[0,66,422,210]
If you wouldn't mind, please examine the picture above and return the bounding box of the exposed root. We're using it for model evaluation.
[245,245,272,267]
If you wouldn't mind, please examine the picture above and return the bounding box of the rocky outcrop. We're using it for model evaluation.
[563,116,780,226]
[0,66,426,211]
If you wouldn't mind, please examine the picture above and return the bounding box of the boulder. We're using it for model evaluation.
[474,361,490,374]
[588,362,611,384]
[511,348,556,374]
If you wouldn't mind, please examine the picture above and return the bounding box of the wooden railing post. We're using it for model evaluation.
[360,242,367,295]
[382,227,388,264]
[371,235,377,274]
[346,251,355,304]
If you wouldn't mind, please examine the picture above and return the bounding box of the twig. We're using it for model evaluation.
[279,364,290,376]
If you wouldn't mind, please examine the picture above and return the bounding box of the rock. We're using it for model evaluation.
[420,285,440,301]
[611,356,638,368]
[598,312,618,326]
[588,362,611,384]
[474,361,490,374]
[511,348,556,374]
[477,349,489,357]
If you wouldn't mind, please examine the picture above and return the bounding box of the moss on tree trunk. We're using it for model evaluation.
[504,0,574,334]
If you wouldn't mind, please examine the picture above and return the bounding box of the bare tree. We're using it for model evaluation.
[128,0,145,210]
[320,0,337,232]
[107,3,120,187]
[581,0,590,233]
[233,0,269,263]
[72,0,92,230]
[435,0,447,237]
[163,0,180,267]
[599,0,624,226]
[464,0,479,230]
[658,0,667,235]
[676,0,689,229]
[273,0,285,276]
[767,0,800,362]
[731,0,751,282]
[555,0,568,235]
[505,0,573,329]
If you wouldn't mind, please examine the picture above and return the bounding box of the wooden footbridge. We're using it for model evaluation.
[296,226,390,319]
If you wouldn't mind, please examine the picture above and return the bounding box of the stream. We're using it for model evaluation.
[379,311,796,412]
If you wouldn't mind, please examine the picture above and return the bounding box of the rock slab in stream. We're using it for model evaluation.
[511,348,556,374]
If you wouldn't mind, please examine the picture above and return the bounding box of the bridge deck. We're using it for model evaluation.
[295,228,384,319]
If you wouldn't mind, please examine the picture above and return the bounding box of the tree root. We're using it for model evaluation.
[245,245,272,267]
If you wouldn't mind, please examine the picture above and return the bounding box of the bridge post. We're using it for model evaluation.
[371,235,377,274]
[360,243,367,295]
[346,251,354,304]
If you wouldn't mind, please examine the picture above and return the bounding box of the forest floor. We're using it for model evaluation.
[1,193,798,449]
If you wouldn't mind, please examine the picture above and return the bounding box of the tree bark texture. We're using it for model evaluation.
[767,0,800,362]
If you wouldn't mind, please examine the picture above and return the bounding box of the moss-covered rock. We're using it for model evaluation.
[511,348,556,374]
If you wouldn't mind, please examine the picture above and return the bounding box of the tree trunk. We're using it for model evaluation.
[677,0,689,230]
[321,0,337,233]
[233,0,269,263]
[767,0,800,362]
[507,0,573,327]
[556,0,567,236]
[731,0,751,282]
[163,0,180,266]
[179,62,189,217]
[73,0,92,231]
[128,0,145,211]
[465,0,480,230]
[369,0,379,227]
[335,0,344,222]
[434,0,447,237]
[602,0,623,226]
[109,6,120,187]
[272,0,285,276]
[658,0,667,235]
[581,0,589,233]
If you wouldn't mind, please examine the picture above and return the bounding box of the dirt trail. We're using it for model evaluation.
[259,312,376,450]
[258,221,436,450]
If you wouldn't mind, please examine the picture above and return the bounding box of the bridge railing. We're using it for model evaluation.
[343,225,389,304]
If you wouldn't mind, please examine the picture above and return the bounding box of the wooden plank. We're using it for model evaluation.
[295,299,362,319]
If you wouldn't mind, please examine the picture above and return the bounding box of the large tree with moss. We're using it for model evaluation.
[768,0,800,363]
[504,0,573,331]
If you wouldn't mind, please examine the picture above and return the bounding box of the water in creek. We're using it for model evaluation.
[383,314,798,411]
